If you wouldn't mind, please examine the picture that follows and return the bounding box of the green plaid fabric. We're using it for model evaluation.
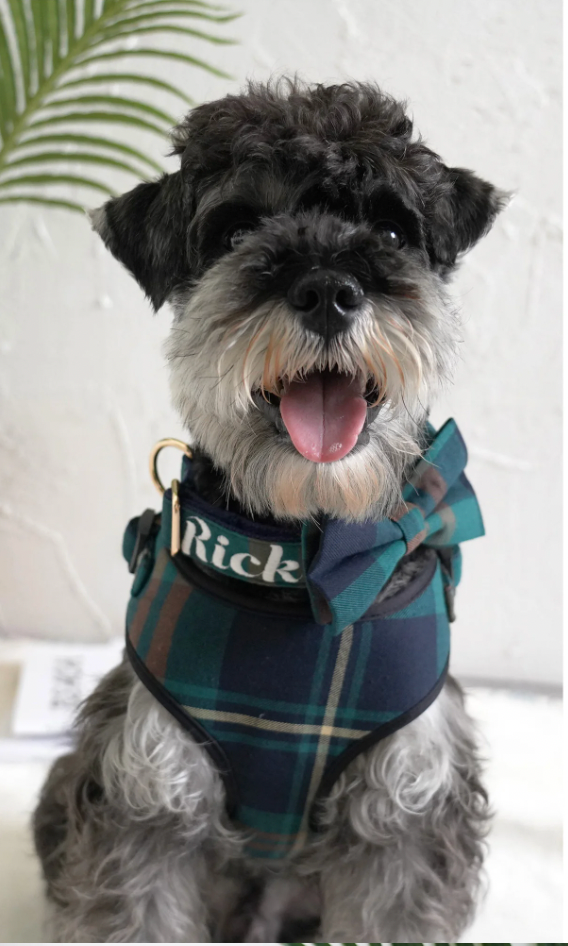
[124,418,483,860]
[302,418,484,631]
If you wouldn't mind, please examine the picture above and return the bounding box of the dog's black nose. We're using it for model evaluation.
[287,270,365,338]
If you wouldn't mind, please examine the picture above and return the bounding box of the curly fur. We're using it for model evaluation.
[34,78,504,941]
[35,663,489,942]
[34,663,242,943]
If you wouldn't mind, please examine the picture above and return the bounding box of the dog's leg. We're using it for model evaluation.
[45,820,214,943]
[34,661,242,943]
[312,678,489,941]
[243,874,321,943]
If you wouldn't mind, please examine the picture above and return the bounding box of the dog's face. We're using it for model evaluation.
[92,80,505,522]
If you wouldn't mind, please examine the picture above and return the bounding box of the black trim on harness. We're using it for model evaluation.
[171,550,315,618]
[125,635,239,817]
[309,655,449,831]
[169,546,439,624]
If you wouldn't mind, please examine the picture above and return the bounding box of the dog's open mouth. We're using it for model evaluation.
[253,369,381,462]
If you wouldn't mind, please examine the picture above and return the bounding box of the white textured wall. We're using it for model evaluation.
[0,0,561,685]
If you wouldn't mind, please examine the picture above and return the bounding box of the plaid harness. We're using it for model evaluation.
[124,418,484,860]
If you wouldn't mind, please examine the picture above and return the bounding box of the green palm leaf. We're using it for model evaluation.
[15,132,164,173]
[0,0,236,214]
[104,8,238,28]
[0,195,85,211]
[121,1,232,15]
[44,94,177,126]
[97,23,235,44]
[0,171,114,194]
[28,111,168,136]
[60,73,196,107]
[74,46,230,77]
[6,150,153,178]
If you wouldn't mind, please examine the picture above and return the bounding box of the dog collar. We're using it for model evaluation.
[124,418,484,635]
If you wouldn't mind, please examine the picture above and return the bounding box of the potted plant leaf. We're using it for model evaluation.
[0,0,237,213]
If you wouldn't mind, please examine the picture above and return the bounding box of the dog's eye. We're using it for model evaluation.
[223,223,254,250]
[376,221,406,249]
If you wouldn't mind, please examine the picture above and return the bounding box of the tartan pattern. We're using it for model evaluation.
[124,418,483,860]
[127,545,450,860]
[304,418,484,631]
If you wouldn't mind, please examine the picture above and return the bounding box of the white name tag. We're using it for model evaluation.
[181,515,303,585]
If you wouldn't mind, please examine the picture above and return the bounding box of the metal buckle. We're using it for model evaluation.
[170,478,181,556]
[437,547,456,623]
[149,438,193,495]
[128,508,157,574]
[444,582,456,623]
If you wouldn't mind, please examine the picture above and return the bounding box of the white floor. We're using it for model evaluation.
[0,683,562,942]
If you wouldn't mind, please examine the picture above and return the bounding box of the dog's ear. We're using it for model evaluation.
[427,166,509,271]
[90,172,189,311]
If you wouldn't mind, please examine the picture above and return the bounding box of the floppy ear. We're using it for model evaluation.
[427,166,509,271]
[89,172,189,310]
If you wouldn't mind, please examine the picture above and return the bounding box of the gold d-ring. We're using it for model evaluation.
[149,438,193,495]
[170,478,181,555]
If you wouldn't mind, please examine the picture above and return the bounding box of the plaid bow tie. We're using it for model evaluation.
[303,418,484,633]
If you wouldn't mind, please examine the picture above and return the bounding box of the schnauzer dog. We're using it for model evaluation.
[33,79,505,942]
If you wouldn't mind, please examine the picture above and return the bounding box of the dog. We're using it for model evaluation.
[33,79,506,942]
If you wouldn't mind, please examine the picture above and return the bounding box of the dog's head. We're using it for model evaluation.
[92,79,505,521]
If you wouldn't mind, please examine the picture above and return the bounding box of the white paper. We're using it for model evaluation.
[10,639,124,737]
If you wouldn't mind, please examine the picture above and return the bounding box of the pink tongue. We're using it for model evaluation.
[280,371,367,462]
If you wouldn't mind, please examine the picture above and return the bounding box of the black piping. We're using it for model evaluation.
[170,546,439,623]
[309,655,449,831]
[126,635,239,816]
[170,550,314,618]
